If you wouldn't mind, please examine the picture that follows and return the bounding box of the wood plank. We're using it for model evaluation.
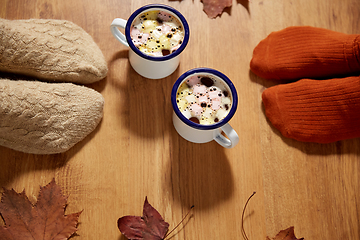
[0,0,360,239]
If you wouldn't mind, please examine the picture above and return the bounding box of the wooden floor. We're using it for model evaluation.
[1,0,360,239]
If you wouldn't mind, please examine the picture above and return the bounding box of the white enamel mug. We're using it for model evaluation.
[171,68,239,148]
[110,4,190,79]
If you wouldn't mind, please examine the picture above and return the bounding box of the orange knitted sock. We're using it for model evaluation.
[250,26,360,81]
[262,76,360,143]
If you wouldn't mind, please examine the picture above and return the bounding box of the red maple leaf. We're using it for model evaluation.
[0,178,82,240]
[118,197,170,240]
[201,0,233,18]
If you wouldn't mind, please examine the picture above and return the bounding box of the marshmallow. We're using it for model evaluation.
[186,75,201,86]
[181,109,192,119]
[185,94,196,104]
[189,103,203,116]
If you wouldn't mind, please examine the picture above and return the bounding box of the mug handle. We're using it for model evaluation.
[214,123,239,148]
[110,18,129,47]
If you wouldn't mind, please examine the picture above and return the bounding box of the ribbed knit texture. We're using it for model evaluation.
[0,18,108,84]
[0,78,104,154]
[250,26,360,81]
[262,76,360,143]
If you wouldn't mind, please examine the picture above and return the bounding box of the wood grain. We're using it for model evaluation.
[1,0,360,239]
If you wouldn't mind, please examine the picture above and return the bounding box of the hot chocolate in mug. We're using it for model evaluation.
[171,68,239,148]
[110,4,190,79]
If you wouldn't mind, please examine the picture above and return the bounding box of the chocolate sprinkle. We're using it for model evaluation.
[189,117,200,124]
[201,77,214,87]
[162,49,171,56]
[156,18,163,24]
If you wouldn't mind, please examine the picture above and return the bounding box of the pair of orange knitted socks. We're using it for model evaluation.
[250,26,360,143]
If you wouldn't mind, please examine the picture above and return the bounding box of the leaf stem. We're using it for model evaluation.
[164,205,194,239]
[241,192,256,240]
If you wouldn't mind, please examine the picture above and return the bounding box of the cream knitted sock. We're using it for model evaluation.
[0,78,104,154]
[0,18,108,84]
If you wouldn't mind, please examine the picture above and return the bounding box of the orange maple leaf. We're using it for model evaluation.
[0,178,82,240]
[267,226,305,240]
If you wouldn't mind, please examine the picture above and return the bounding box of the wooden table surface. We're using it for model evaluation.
[1,0,360,239]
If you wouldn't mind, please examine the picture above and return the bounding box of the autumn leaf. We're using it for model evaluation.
[0,178,82,240]
[118,197,170,240]
[266,226,305,240]
[201,0,233,18]
[241,192,304,240]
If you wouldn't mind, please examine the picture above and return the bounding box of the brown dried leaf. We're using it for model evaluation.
[201,0,233,18]
[118,197,169,240]
[266,226,305,240]
[0,178,82,240]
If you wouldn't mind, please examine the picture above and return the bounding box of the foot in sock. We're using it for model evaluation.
[0,18,108,84]
[250,26,360,82]
[262,76,360,143]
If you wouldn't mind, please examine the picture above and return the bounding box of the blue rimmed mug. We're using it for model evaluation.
[171,68,239,148]
[110,4,190,79]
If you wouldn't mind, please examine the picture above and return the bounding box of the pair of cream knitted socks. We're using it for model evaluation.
[0,18,108,154]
